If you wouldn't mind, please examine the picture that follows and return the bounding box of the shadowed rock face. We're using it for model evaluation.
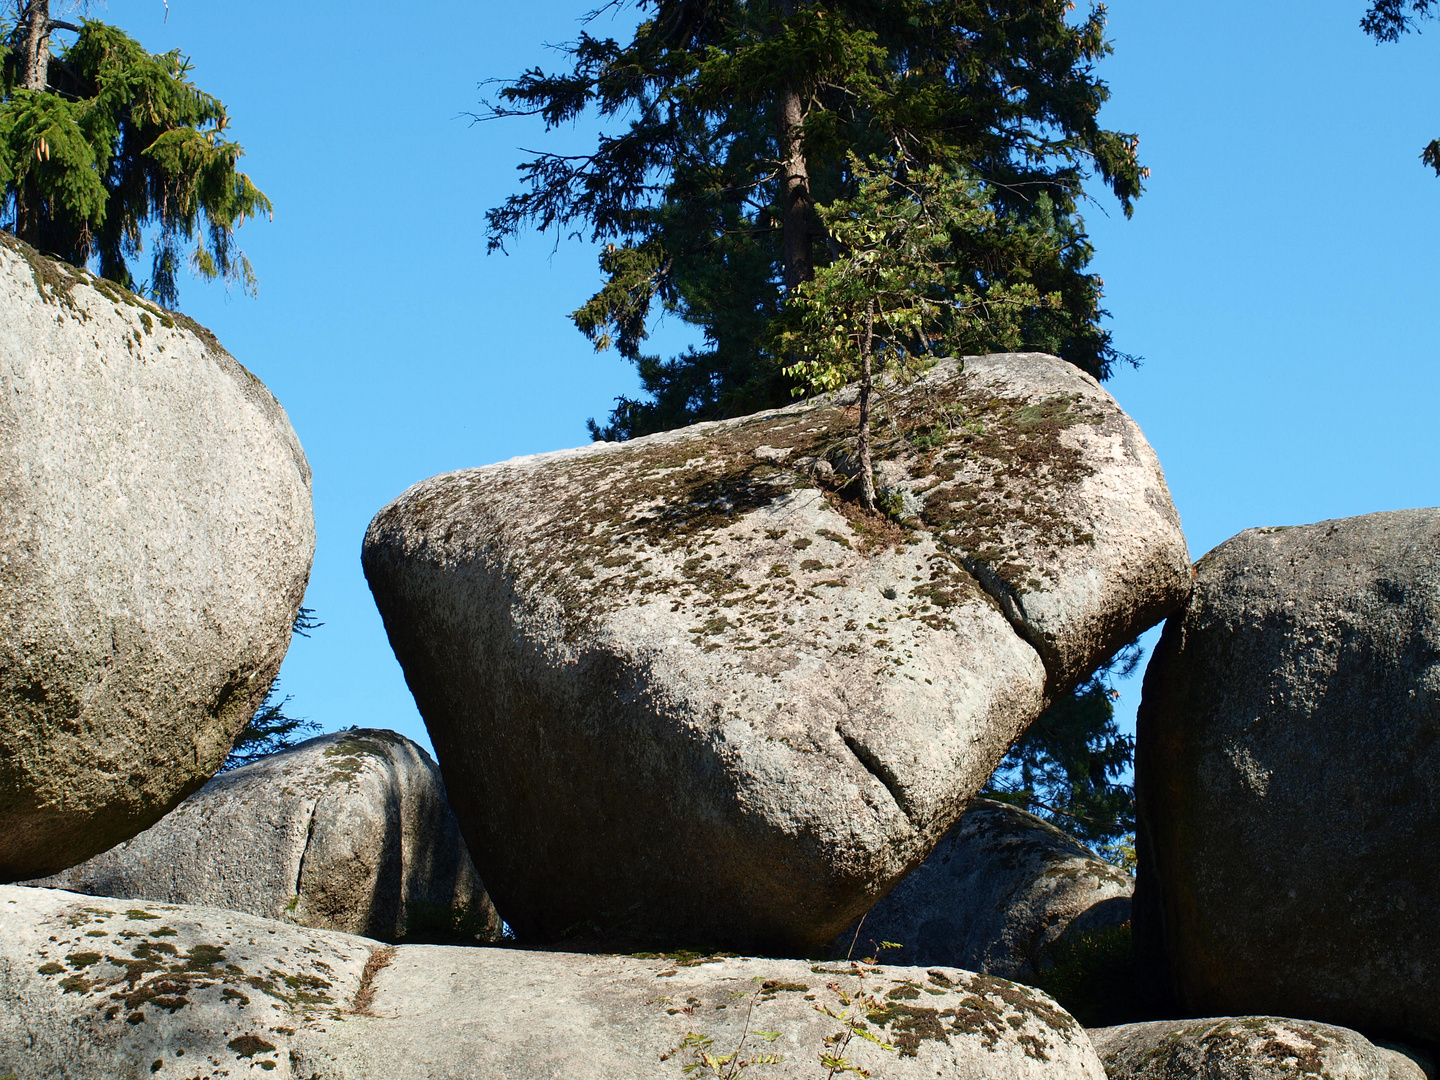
[26,730,500,943]
[0,884,1107,1080]
[1090,1017,1429,1080]
[0,234,314,882]
[829,798,1132,977]
[1135,509,1440,1043]
[363,353,1189,953]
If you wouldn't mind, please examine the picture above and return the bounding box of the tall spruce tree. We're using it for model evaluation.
[484,0,1145,440]
[1362,0,1440,173]
[0,1,270,306]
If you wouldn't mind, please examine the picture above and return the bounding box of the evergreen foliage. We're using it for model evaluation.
[483,0,1146,441]
[221,608,321,773]
[0,2,269,307]
[1362,0,1440,173]
[984,639,1141,851]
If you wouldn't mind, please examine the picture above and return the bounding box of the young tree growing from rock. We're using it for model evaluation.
[776,153,1058,509]
[0,1,270,306]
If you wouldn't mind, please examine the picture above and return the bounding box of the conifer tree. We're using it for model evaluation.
[0,1,269,306]
[984,640,1141,856]
[484,0,1145,440]
[1362,0,1440,173]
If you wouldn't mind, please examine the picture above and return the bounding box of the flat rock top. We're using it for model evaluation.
[0,885,1105,1080]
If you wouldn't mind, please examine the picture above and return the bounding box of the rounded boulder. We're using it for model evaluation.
[0,235,314,880]
[1135,509,1440,1041]
[29,729,500,942]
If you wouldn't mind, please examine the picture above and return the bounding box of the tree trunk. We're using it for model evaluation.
[14,0,54,249]
[857,298,876,511]
[777,0,813,292]
[19,0,52,91]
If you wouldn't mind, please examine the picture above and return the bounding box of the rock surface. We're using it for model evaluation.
[0,884,1108,1080]
[1134,509,1440,1042]
[830,798,1133,978]
[364,352,1189,952]
[1090,1017,1428,1080]
[0,235,314,881]
[26,730,499,943]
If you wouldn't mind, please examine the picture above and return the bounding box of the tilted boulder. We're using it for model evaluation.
[0,883,1107,1080]
[27,730,500,942]
[0,235,314,881]
[830,798,1132,978]
[1135,509,1440,1042]
[363,353,1189,952]
[1090,1017,1428,1080]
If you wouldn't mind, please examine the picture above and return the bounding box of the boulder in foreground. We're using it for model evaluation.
[1090,1017,1428,1080]
[28,730,499,942]
[1135,509,1440,1042]
[364,353,1189,952]
[830,797,1132,978]
[0,884,1106,1080]
[0,234,315,881]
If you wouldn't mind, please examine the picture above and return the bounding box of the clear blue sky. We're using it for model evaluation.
[99,0,1440,752]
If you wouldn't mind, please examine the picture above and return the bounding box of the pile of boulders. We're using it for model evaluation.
[2,235,1438,1078]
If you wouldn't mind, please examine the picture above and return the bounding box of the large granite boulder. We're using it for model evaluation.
[0,883,1109,1080]
[364,352,1189,953]
[0,234,314,881]
[1090,1017,1428,1080]
[26,730,500,943]
[830,798,1133,977]
[1135,509,1440,1041]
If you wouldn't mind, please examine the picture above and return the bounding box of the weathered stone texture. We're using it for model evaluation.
[1090,1017,1429,1080]
[363,353,1188,952]
[0,884,1107,1080]
[1135,509,1440,1042]
[830,798,1132,977]
[28,730,499,942]
[0,234,314,881]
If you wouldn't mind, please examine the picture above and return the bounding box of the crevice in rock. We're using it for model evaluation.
[960,555,1055,678]
[289,797,321,914]
[837,727,912,824]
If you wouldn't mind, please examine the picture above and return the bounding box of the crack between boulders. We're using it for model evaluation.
[837,727,913,824]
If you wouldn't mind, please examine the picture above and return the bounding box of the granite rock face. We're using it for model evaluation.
[28,730,499,942]
[0,235,315,881]
[363,352,1189,952]
[1090,1017,1429,1080]
[830,798,1133,977]
[0,884,1108,1080]
[1135,509,1440,1042]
